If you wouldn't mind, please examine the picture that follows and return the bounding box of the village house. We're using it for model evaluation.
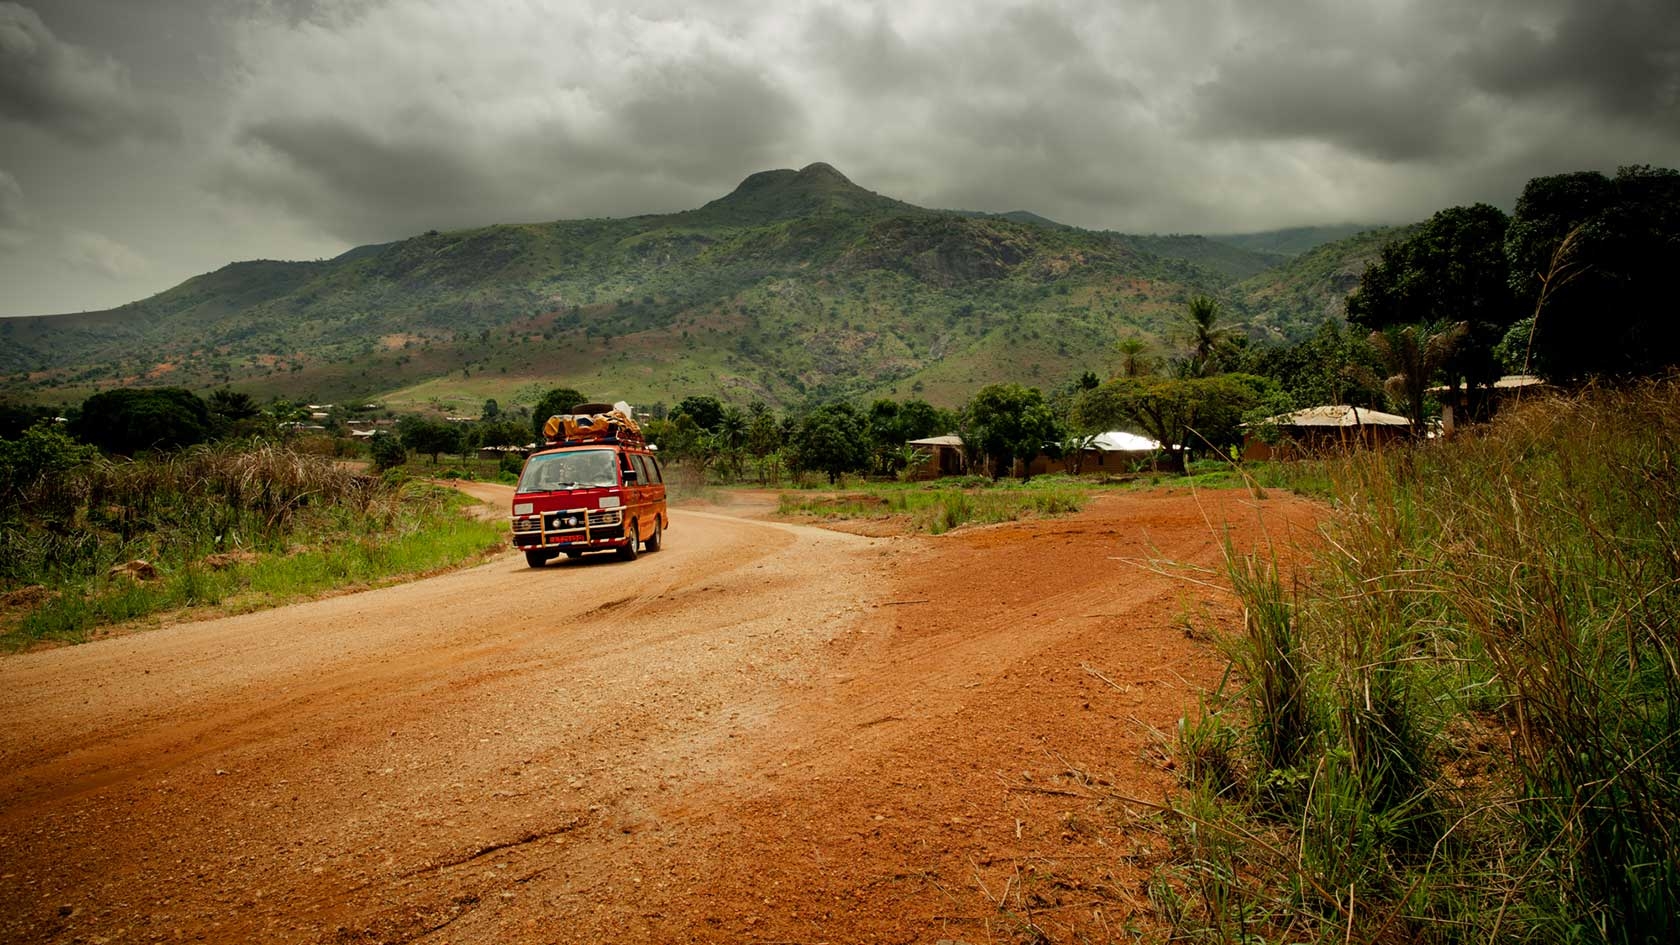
[1241,405,1411,461]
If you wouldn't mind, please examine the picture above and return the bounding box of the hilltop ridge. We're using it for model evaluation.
[0,164,1397,412]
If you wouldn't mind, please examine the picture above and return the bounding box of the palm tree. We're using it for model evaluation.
[1113,335,1152,377]
[1181,295,1236,376]
[1360,323,1468,433]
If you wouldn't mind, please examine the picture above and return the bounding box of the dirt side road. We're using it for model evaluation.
[0,485,1318,944]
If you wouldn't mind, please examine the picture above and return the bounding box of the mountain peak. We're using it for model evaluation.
[796,161,852,185]
[699,162,910,223]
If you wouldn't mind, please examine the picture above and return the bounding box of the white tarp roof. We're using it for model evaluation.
[907,435,965,447]
[1255,405,1412,428]
[1091,430,1162,451]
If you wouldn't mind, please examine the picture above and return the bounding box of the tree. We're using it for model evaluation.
[1114,335,1154,378]
[790,403,868,484]
[1073,374,1269,472]
[716,406,748,479]
[865,399,942,476]
[0,399,52,439]
[963,383,1062,480]
[1347,203,1518,414]
[482,398,500,420]
[1240,320,1383,410]
[207,388,259,422]
[745,403,782,484]
[531,387,587,441]
[476,419,527,449]
[1504,165,1680,381]
[671,395,725,432]
[1179,296,1237,377]
[0,425,97,515]
[397,416,463,463]
[73,387,211,454]
[1356,324,1467,433]
[368,431,406,471]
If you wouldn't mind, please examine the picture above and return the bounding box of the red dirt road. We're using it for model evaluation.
[0,486,1318,944]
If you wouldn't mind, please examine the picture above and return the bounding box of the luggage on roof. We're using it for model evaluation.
[542,400,642,445]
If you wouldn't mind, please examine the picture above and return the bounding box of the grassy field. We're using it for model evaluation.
[1153,382,1680,944]
[777,478,1086,534]
[1,442,507,649]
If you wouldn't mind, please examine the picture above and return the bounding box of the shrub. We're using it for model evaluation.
[369,431,406,471]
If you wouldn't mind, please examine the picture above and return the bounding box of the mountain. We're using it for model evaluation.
[1232,224,1417,340]
[1,164,1399,412]
[1212,224,1380,257]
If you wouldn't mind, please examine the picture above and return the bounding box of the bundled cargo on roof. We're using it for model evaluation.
[542,401,643,446]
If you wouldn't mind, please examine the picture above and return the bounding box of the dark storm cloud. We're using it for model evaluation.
[1466,0,1680,122]
[0,1,175,144]
[1190,0,1680,163]
[6,0,1680,316]
[208,2,801,242]
[1193,51,1478,162]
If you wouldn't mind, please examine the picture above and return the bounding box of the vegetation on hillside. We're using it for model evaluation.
[0,164,1366,413]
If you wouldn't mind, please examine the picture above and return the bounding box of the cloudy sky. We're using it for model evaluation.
[1,0,1676,316]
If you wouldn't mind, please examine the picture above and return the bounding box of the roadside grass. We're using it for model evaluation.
[1,445,506,649]
[1152,381,1680,944]
[776,474,1087,534]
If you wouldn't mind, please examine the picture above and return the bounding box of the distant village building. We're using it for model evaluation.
[906,435,967,479]
[906,431,1164,480]
[1432,375,1549,436]
[1242,405,1411,461]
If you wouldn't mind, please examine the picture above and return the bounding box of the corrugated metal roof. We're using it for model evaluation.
[1091,431,1162,451]
[907,435,966,447]
[1256,405,1412,428]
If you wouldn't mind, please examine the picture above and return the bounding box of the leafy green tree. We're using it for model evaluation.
[0,400,53,439]
[0,425,97,514]
[745,403,782,483]
[1240,321,1383,410]
[73,387,211,454]
[672,395,725,432]
[1347,203,1518,412]
[476,419,527,449]
[1504,165,1680,381]
[368,431,407,471]
[531,387,587,441]
[964,383,1062,480]
[863,398,948,476]
[397,416,463,463]
[1073,374,1269,472]
[790,403,868,484]
[482,398,500,419]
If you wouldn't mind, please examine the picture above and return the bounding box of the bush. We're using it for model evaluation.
[369,431,406,471]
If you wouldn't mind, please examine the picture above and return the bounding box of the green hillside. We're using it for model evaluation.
[1231,224,1417,342]
[0,163,1403,413]
[1212,223,1379,257]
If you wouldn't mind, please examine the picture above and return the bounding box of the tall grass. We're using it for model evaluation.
[1161,382,1680,944]
[2,442,504,646]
